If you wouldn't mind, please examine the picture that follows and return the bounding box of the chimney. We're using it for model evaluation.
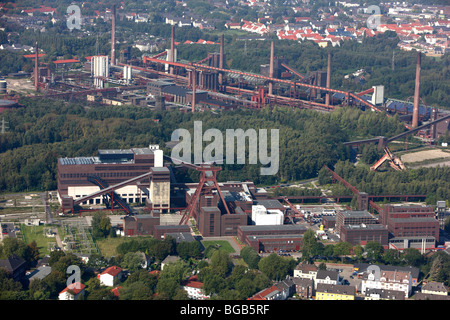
[326,52,331,106]
[412,51,421,128]
[191,70,196,112]
[219,33,224,85]
[269,41,274,95]
[170,26,174,74]
[34,42,39,91]
[111,5,116,66]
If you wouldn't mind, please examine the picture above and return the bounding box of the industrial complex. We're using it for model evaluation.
[2,5,447,255]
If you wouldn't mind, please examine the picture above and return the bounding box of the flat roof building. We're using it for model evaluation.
[57,145,168,211]
[340,223,389,246]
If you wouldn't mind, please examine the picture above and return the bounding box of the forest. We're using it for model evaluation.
[0,96,414,193]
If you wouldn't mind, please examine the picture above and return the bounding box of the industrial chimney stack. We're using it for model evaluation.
[34,42,39,91]
[269,41,274,95]
[111,5,116,66]
[326,52,331,106]
[170,26,175,74]
[412,51,421,128]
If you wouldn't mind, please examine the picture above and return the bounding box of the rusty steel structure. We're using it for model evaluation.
[179,165,231,225]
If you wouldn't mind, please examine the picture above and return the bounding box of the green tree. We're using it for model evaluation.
[240,246,261,269]
[28,278,50,300]
[120,252,145,272]
[353,244,364,262]
[300,229,324,261]
[402,248,423,267]
[119,282,153,300]
[365,241,384,262]
[0,268,23,300]
[210,250,233,277]
[258,253,292,281]
[91,212,112,239]
[333,242,353,262]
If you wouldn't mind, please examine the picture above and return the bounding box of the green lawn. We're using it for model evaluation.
[95,237,131,258]
[20,224,56,256]
[201,240,235,254]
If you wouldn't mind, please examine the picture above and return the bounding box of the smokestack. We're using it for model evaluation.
[219,33,224,85]
[170,26,174,74]
[111,5,116,66]
[34,42,39,91]
[269,41,274,95]
[326,52,331,106]
[191,70,196,112]
[219,33,224,69]
[412,51,421,128]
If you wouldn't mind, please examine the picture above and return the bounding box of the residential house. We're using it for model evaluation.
[161,255,180,270]
[316,283,355,300]
[361,268,412,298]
[58,282,86,300]
[293,262,318,280]
[249,277,294,300]
[354,263,420,287]
[225,22,241,29]
[415,282,450,300]
[315,269,341,289]
[364,288,405,300]
[97,266,124,287]
[26,265,52,282]
[0,255,27,282]
[292,277,314,299]
[181,275,210,300]
[421,281,448,296]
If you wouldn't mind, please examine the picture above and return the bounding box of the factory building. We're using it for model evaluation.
[379,204,440,249]
[335,210,378,235]
[57,145,168,209]
[339,224,389,246]
[182,180,288,237]
[237,224,307,253]
[335,210,389,247]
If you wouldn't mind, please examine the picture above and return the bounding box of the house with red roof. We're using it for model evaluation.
[181,275,210,300]
[58,282,86,300]
[249,277,295,300]
[22,6,56,16]
[97,266,124,287]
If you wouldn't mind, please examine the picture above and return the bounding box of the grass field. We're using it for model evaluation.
[95,237,130,258]
[201,240,235,254]
[20,224,56,256]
